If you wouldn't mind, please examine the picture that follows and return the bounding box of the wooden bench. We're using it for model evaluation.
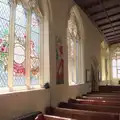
[58,102,120,113]
[81,96,120,101]
[99,86,120,93]
[44,115,74,120]
[68,98,120,106]
[46,107,119,120]
[87,94,120,98]
[15,112,72,120]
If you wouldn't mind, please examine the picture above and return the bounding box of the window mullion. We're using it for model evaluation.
[40,19,44,86]
[74,39,77,83]
[8,3,16,90]
[25,10,31,89]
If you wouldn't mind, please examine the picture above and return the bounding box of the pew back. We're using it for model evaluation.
[53,107,119,120]
[68,98,120,106]
[82,96,120,101]
[58,102,120,113]
[45,115,74,120]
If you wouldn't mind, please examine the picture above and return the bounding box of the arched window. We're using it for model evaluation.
[0,0,44,91]
[112,47,120,79]
[67,11,81,85]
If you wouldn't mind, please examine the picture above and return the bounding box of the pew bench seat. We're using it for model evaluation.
[46,107,119,120]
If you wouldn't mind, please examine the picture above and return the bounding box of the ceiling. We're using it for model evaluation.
[74,0,120,45]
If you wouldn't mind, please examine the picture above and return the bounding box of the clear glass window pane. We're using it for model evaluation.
[0,0,10,88]
[117,59,120,67]
[112,67,117,78]
[118,74,120,78]
[76,40,79,83]
[13,4,27,86]
[117,69,120,74]
[112,59,117,66]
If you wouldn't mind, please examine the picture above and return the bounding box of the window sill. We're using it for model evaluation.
[69,82,85,87]
[0,86,46,95]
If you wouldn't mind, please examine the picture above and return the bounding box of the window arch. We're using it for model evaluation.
[67,10,81,85]
[0,0,44,90]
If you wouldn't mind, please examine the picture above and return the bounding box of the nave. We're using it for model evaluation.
[16,86,120,120]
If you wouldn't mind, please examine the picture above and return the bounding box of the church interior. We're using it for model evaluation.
[0,0,120,119]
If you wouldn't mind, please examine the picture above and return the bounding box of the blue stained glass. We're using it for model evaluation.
[0,0,10,87]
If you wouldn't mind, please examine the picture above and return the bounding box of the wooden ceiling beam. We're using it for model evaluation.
[101,24,120,31]
[107,34,120,40]
[109,40,120,45]
[90,5,119,16]
[94,12,120,22]
[74,0,120,44]
[107,37,120,41]
[104,29,120,35]
[84,1,100,9]
[98,0,116,39]
[106,33,120,38]
[98,18,120,27]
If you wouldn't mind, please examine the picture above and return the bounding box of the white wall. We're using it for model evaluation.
[49,0,103,106]
[0,89,50,120]
[0,0,104,119]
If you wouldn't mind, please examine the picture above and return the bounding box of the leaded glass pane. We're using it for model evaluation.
[117,59,120,67]
[0,0,10,87]
[112,59,117,66]
[76,40,79,83]
[112,67,117,78]
[13,4,26,86]
[30,13,40,85]
[67,12,80,85]
[112,47,120,79]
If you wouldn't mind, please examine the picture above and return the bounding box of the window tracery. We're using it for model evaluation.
[67,11,81,85]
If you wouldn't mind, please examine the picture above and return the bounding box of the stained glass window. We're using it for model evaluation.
[0,0,10,87]
[30,13,40,85]
[112,47,120,79]
[13,4,27,86]
[67,11,80,85]
[0,0,43,90]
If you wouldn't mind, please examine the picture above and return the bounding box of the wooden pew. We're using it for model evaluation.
[99,86,120,93]
[44,115,74,120]
[68,98,120,106]
[15,111,41,120]
[87,94,120,98]
[81,96,120,101]
[46,107,119,120]
[15,112,72,120]
[58,102,120,113]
